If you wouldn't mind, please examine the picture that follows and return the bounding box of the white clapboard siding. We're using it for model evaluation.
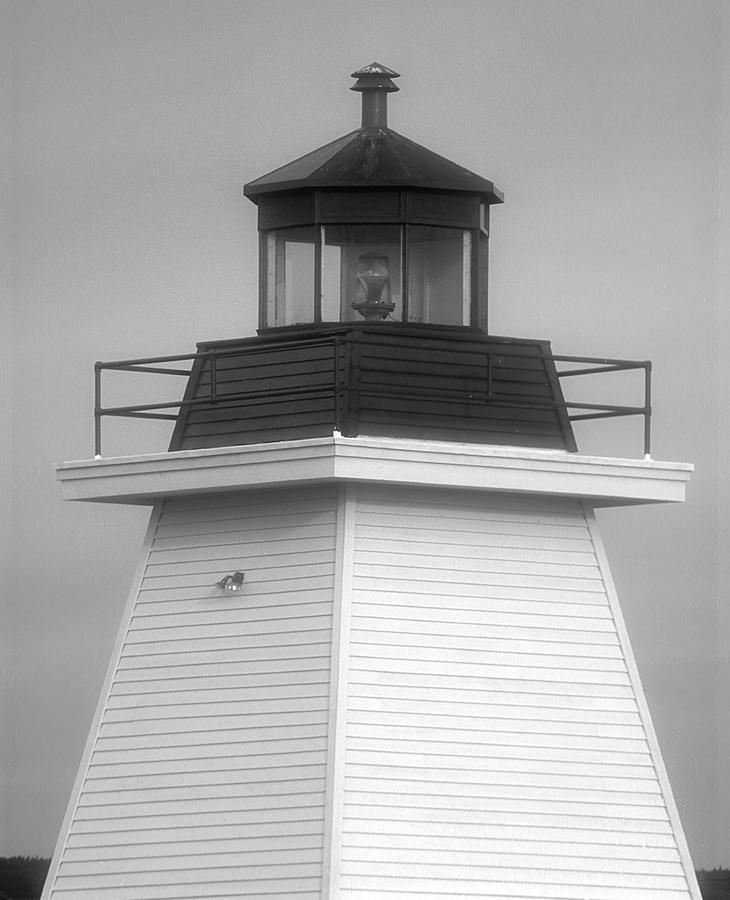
[43,485,336,900]
[46,475,699,900]
[339,483,697,899]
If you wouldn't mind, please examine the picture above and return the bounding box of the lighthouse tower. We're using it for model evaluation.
[45,64,699,900]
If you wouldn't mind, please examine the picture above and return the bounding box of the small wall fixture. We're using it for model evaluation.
[215,571,245,592]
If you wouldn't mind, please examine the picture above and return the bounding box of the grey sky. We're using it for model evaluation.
[1,0,728,870]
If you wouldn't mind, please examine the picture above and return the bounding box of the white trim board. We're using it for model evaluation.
[56,435,693,508]
[322,484,356,900]
[41,504,162,900]
[583,503,703,900]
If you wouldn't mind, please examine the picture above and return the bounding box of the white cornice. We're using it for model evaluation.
[54,435,693,507]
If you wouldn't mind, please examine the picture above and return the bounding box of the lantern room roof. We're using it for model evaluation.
[244,129,503,203]
[244,63,503,205]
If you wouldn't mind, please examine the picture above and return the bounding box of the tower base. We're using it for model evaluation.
[43,474,699,899]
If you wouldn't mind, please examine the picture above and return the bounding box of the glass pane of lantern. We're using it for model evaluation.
[323,225,402,322]
[407,226,471,326]
[265,227,316,326]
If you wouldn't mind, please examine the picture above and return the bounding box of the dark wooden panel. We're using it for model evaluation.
[356,369,554,394]
[206,344,336,370]
[407,191,478,228]
[180,423,333,450]
[356,396,563,427]
[185,397,335,426]
[192,370,335,396]
[258,193,316,230]
[169,326,575,452]
[183,412,335,439]
[356,344,549,373]
[358,421,568,449]
[195,363,336,388]
[318,190,402,223]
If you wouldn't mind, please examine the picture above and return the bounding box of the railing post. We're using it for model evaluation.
[644,361,652,458]
[333,337,341,433]
[342,335,356,437]
[210,352,218,403]
[94,362,102,457]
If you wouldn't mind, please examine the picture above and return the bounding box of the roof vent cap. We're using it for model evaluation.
[350,61,400,129]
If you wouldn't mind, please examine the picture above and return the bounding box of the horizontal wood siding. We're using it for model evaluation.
[177,342,338,449]
[340,484,694,899]
[45,486,337,900]
[353,332,567,448]
[170,327,575,452]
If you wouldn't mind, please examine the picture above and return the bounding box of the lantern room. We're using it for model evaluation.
[245,63,503,332]
[86,63,655,462]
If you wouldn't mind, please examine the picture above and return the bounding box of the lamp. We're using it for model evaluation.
[351,252,395,320]
[215,571,245,592]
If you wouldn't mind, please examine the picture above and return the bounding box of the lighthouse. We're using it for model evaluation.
[44,64,699,899]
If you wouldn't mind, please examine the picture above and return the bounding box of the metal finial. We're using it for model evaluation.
[350,62,400,130]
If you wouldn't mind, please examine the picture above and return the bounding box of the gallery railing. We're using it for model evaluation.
[91,337,651,458]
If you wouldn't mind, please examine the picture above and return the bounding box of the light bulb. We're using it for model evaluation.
[352,253,395,320]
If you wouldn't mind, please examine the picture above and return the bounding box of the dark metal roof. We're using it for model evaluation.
[244,63,503,205]
[244,128,503,204]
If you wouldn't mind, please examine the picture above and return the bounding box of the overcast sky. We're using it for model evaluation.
[2,0,729,871]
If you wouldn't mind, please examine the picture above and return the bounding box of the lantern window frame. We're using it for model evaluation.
[257,188,490,332]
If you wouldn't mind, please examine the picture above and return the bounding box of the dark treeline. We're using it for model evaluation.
[0,858,50,899]
[698,869,730,900]
[0,857,728,898]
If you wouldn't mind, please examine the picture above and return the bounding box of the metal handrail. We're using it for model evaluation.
[553,355,652,459]
[92,341,652,458]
